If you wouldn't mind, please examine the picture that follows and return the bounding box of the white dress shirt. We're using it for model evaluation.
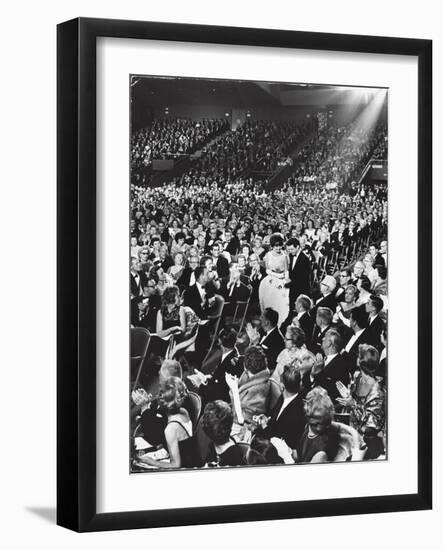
[276,393,298,421]
[345,328,365,353]
[324,353,339,367]
[196,282,206,303]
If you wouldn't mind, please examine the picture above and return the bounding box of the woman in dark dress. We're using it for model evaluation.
[297,387,340,463]
[201,400,245,467]
[137,377,199,469]
[155,285,199,358]
[246,430,284,465]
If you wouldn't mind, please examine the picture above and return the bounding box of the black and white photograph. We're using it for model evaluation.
[129,76,388,472]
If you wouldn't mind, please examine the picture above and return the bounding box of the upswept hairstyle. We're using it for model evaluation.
[303,387,334,424]
[158,376,188,414]
[201,400,234,445]
[244,346,268,375]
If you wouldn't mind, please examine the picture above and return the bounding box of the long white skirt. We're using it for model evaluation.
[258,275,289,327]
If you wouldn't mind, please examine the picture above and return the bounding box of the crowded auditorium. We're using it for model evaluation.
[129,77,388,471]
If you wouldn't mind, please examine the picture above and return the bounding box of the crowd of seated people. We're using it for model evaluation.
[372,133,388,160]
[196,119,312,179]
[291,122,388,191]
[129,169,388,470]
[131,117,229,171]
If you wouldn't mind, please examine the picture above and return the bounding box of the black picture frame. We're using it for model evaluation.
[57,17,432,532]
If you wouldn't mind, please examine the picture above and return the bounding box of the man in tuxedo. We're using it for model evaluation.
[335,269,352,302]
[312,329,351,401]
[131,277,161,331]
[258,308,285,372]
[211,242,230,280]
[261,364,306,449]
[183,266,215,320]
[369,244,386,271]
[205,223,222,253]
[312,275,337,318]
[350,260,365,286]
[285,238,312,312]
[130,257,147,298]
[246,253,266,312]
[157,221,171,244]
[247,308,285,372]
[343,306,373,373]
[295,294,315,344]
[310,306,334,355]
[220,264,251,317]
[224,228,240,258]
[176,256,199,290]
[282,294,314,344]
[365,294,385,350]
[330,222,350,251]
[200,328,243,405]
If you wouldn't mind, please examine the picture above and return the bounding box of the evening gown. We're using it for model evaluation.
[259,251,289,327]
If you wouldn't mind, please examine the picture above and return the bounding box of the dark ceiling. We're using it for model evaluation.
[130,75,336,108]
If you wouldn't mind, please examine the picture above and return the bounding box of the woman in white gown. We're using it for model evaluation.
[259,233,289,327]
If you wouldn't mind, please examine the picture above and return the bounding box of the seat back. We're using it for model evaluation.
[208,294,225,319]
[187,391,202,427]
[267,378,282,414]
[195,417,212,465]
[235,442,251,464]
[130,328,151,389]
[130,327,151,359]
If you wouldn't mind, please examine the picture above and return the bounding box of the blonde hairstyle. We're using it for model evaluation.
[303,387,334,424]
[158,376,188,414]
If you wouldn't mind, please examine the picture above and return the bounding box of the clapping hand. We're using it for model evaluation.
[131,388,152,409]
[311,353,325,376]
[335,381,354,407]
[245,322,260,345]
[252,414,269,430]
[188,369,211,387]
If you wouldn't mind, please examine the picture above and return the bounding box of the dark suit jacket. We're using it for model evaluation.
[183,284,211,320]
[287,251,311,303]
[309,324,333,355]
[313,353,351,401]
[131,295,161,332]
[260,327,285,372]
[373,253,386,269]
[366,315,385,350]
[225,238,240,257]
[176,267,196,290]
[298,312,315,346]
[130,271,147,297]
[330,229,350,250]
[213,255,230,279]
[311,292,336,319]
[200,349,243,405]
[342,328,376,373]
[245,265,266,303]
[263,391,307,449]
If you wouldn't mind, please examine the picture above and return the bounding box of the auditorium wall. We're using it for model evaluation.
[153,103,315,122]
